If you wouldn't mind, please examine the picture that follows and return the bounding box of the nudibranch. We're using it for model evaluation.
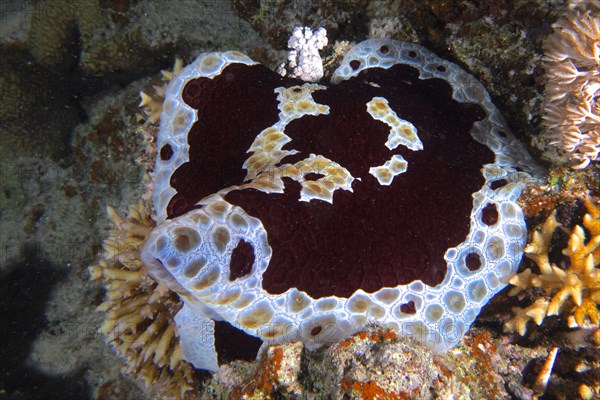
[140,39,541,372]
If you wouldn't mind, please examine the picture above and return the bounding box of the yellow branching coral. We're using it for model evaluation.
[506,197,600,335]
[90,204,201,399]
[542,0,600,169]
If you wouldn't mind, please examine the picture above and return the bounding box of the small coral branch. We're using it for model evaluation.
[505,197,600,335]
[139,59,183,124]
[277,26,328,82]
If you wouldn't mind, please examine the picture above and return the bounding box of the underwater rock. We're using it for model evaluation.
[26,0,270,77]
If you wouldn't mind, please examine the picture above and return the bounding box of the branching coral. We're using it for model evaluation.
[506,197,600,335]
[89,203,201,399]
[542,0,600,169]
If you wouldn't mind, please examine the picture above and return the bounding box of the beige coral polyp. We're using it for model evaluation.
[90,204,201,399]
[541,1,600,168]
